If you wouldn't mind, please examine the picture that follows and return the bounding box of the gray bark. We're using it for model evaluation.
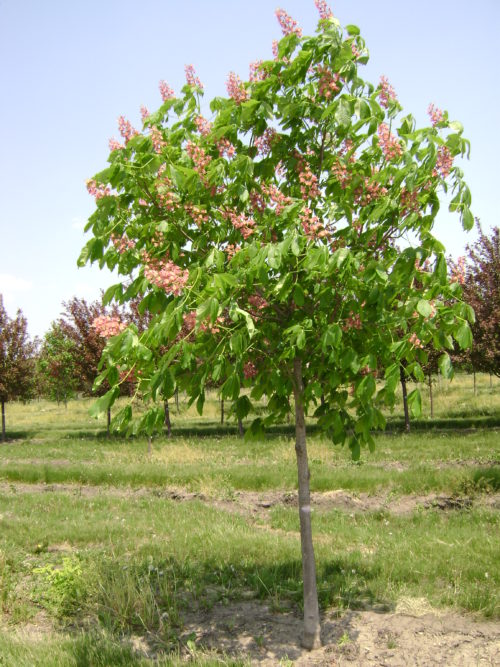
[164,400,172,437]
[428,373,434,419]
[292,357,321,650]
[1,400,5,442]
[400,365,410,433]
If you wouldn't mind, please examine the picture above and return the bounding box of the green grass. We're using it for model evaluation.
[0,373,498,665]
[0,428,498,496]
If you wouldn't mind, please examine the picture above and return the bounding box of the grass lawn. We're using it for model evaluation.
[0,372,498,665]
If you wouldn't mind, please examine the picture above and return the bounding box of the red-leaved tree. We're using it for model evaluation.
[0,295,36,441]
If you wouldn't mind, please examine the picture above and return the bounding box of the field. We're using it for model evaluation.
[0,373,499,665]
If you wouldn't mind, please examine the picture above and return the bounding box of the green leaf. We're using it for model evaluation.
[196,392,205,416]
[235,395,252,420]
[230,333,244,355]
[335,98,352,128]
[416,299,432,318]
[296,327,306,350]
[454,322,473,349]
[89,387,120,419]
[110,405,132,433]
[438,353,453,379]
[461,207,474,231]
[231,306,256,338]
[222,374,240,401]
[345,24,360,35]
[293,283,305,306]
[321,324,342,351]
[407,389,422,417]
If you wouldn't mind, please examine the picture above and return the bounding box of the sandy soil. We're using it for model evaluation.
[179,599,500,666]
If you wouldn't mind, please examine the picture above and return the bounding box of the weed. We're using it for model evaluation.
[33,556,85,618]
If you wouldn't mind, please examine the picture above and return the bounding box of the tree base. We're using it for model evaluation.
[301,627,322,650]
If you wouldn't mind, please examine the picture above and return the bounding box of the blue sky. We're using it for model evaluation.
[0,0,498,338]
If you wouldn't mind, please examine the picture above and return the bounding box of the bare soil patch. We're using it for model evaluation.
[179,600,500,665]
[1,481,499,517]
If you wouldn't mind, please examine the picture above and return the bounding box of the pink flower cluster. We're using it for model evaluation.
[195,115,212,137]
[331,160,351,189]
[261,183,292,215]
[427,103,444,126]
[225,243,241,259]
[185,203,209,227]
[200,316,225,334]
[343,313,362,331]
[451,256,466,285]
[409,332,424,349]
[433,146,453,179]
[140,105,150,122]
[248,294,268,311]
[159,80,174,102]
[378,76,397,108]
[351,43,361,59]
[300,208,328,240]
[225,210,256,239]
[298,163,320,201]
[250,191,266,213]
[111,234,136,254]
[353,177,388,207]
[92,316,126,338]
[182,311,197,332]
[150,127,166,153]
[254,128,277,156]
[217,137,236,159]
[243,361,258,379]
[314,0,333,20]
[272,40,280,60]
[118,116,138,143]
[378,123,403,161]
[249,60,267,82]
[316,66,340,99]
[185,64,203,89]
[275,8,302,37]
[156,175,178,211]
[400,188,419,217]
[86,179,110,200]
[186,141,212,184]
[226,72,248,104]
[109,138,124,152]
[143,255,189,295]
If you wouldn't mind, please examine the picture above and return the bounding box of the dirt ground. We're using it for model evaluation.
[179,599,500,666]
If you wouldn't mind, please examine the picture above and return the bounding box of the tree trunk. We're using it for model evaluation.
[238,417,244,437]
[147,436,152,456]
[428,372,434,419]
[400,365,410,433]
[164,400,172,437]
[1,400,5,442]
[490,373,493,389]
[292,357,321,650]
[107,407,111,436]
[220,398,224,425]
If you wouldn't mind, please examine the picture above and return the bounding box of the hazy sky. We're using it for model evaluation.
[0,0,498,338]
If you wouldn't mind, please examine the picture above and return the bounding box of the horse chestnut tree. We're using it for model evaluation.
[80,1,474,648]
